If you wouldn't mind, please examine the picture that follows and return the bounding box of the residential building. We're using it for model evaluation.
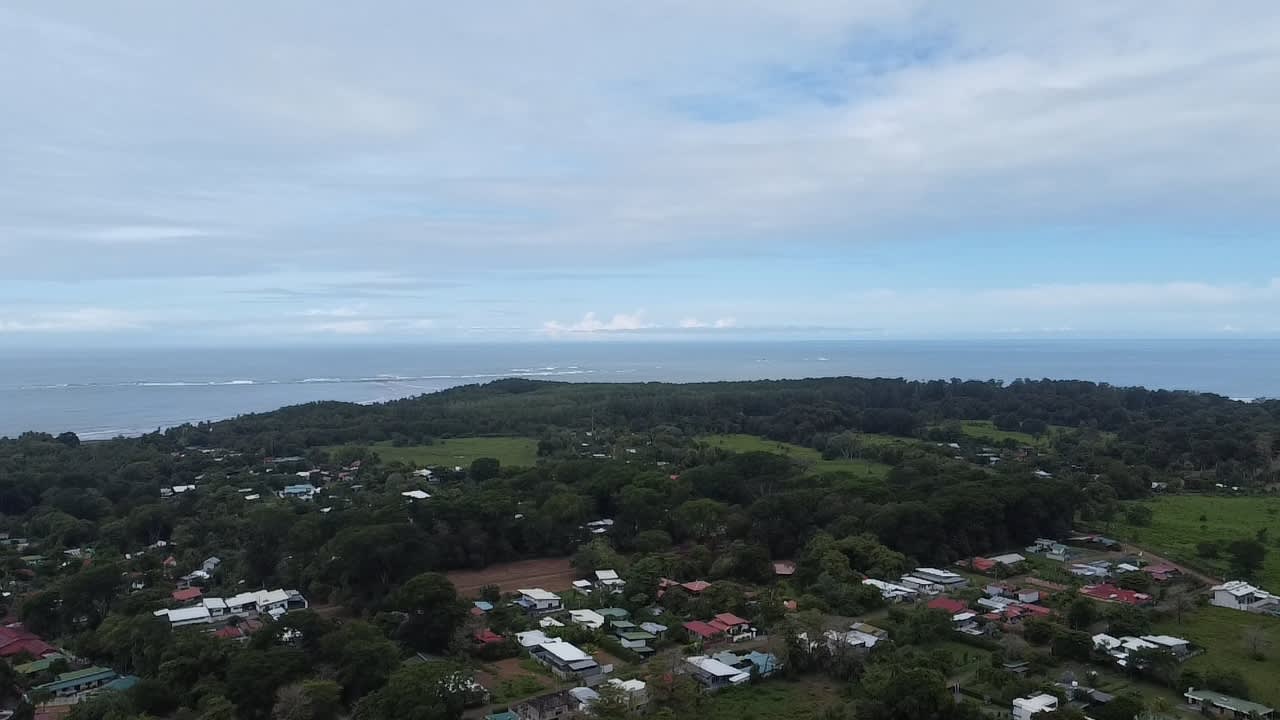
[1210,581,1279,612]
[516,630,553,649]
[682,620,724,644]
[511,690,577,720]
[172,587,202,603]
[594,569,625,593]
[516,588,563,614]
[605,678,650,710]
[709,613,756,642]
[1080,584,1152,606]
[773,561,797,577]
[927,597,970,615]
[711,650,781,678]
[1012,693,1059,720]
[33,667,119,699]
[154,605,212,627]
[863,578,917,602]
[684,655,750,691]
[911,568,969,589]
[990,553,1028,566]
[825,627,884,653]
[279,483,317,500]
[201,556,221,574]
[569,608,606,630]
[1184,688,1274,719]
[529,639,609,686]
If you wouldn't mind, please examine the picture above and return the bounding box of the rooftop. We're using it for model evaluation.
[1186,689,1274,716]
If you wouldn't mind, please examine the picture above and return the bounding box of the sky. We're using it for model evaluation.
[3,1,1280,345]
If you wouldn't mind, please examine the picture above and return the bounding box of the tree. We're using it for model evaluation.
[353,663,471,720]
[1067,597,1098,630]
[388,573,467,653]
[1243,626,1272,661]
[1107,604,1152,637]
[1158,586,1197,625]
[1227,538,1267,580]
[320,621,399,701]
[227,647,311,719]
[1052,630,1093,661]
[572,538,627,575]
[469,457,500,482]
[272,680,342,720]
[1093,693,1145,720]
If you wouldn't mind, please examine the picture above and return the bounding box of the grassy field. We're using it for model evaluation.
[1108,495,1280,591]
[951,420,1047,447]
[701,679,844,720]
[1154,606,1280,708]
[701,434,893,478]
[333,437,540,468]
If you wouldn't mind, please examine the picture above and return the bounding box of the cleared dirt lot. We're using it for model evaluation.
[447,557,577,595]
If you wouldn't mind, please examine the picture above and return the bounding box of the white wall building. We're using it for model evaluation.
[1012,694,1059,720]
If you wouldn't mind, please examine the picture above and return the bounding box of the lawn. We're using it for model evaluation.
[700,679,844,720]
[950,420,1048,447]
[1108,495,1280,592]
[331,436,540,468]
[1154,605,1280,708]
[701,434,893,478]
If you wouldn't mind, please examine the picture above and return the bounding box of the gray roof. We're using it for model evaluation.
[1187,689,1274,716]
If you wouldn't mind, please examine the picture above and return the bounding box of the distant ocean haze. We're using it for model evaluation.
[1,339,1276,439]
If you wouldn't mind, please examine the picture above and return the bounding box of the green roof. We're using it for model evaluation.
[13,654,66,675]
[35,667,117,693]
[597,608,630,618]
[1187,689,1274,716]
[618,631,656,641]
[485,713,519,720]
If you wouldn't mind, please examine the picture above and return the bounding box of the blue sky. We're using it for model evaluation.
[2,1,1280,345]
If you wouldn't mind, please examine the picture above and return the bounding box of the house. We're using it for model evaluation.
[569,609,606,630]
[539,616,565,629]
[213,618,263,641]
[1092,633,1158,665]
[614,629,657,652]
[1142,635,1192,657]
[712,650,781,678]
[684,655,750,691]
[1184,688,1274,719]
[897,575,943,595]
[474,629,505,645]
[201,556,221,574]
[597,607,630,622]
[511,690,577,720]
[708,613,756,642]
[1026,538,1073,561]
[279,483,317,500]
[401,490,431,500]
[773,561,797,577]
[863,578,918,602]
[825,627,884,653]
[172,587,203,603]
[683,620,724,644]
[604,678,649,710]
[154,605,212,627]
[991,553,1028,567]
[529,639,609,685]
[640,622,668,636]
[1210,581,1279,612]
[1142,563,1180,582]
[568,686,600,711]
[473,601,495,614]
[1070,563,1110,579]
[32,666,118,699]
[681,580,712,594]
[1080,584,1152,606]
[0,624,57,659]
[516,630,553,648]
[176,570,209,589]
[516,588,563,614]
[927,597,970,615]
[1012,693,1059,720]
[911,568,969,589]
[572,580,593,595]
[594,570,625,593]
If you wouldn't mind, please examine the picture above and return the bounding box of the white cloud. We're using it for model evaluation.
[84,225,212,244]
[0,307,145,333]
[301,320,376,335]
[679,317,737,329]
[543,311,652,335]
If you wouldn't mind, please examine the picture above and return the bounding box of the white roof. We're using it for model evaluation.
[539,639,593,663]
[1014,694,1058,712]
[1141,634,1189,647]
[203,597,228,611]
[519,588,560,601]
[686,656,751,683]
[1213,580,1273,598]
[569,687,600,704]
[226,592,258,608]
[516,630,552,648]
[915,567,963,580]
[539,616,565,628]
[257,589,290,606]
[166,606,211,623]
[570,609,606,626]
[573,580,593,588]
[595,569,621,581]
[401,490,431,500]
[863,578,914,594]
[991,553,1027,565]
[609,678,646,693]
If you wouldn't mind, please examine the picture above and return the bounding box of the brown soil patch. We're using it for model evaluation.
[447,557,576,596]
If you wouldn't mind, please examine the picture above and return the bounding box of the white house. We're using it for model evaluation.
[516,630,553,648]
[569,608,606,630]
[990,553,1027,566]
[684,656,750,691]
[1012,694,1059,720]
[1210,581,1279,612]
[897,575,943,595]
[516,588,563,614]
[863,578,918,602]
[401,490,431,501]
[911,567,968,589]
[594,569,626,593]
[153,605,211,628]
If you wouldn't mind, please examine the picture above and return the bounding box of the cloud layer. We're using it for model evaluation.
[3,2,1280,342]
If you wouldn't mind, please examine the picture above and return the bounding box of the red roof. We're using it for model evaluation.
[927,597,970,615]
[1080,584,1152,606]
[773,561,796,576]
[172,587,203,602]
[0,624,56,659]
[682,620,723,639]
[473,629,504,645]
[712,612,750,627]
[1017,603,1052,616]
[681,580,711,594]
[163,556,178,567]
[783,600,798,612]
[214,618,263,640]
[970,557,997,572]
[1142,563,1179,577]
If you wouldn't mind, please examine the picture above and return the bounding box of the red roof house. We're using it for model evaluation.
[0,624,56,659]
[473,629,505,645]
[1080,584,1153,606]
[1142,564,1180,582]
[967,557,997,573]
[773,561,797,576]
[682,620,724,641]
[711,613,750,630]
[172,587,203,603]
[681,580,711,594]
[927,598,970,615]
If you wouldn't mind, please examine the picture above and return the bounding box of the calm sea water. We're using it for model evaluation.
[1,339,1276,440]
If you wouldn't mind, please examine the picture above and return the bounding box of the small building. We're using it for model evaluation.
[863,578,917,602]
[684,655,750,691]
[927,597,970,615]
[991,553,1027,566]
[709,612,756,642]
[1012,693,1059,720]
[1210,581,1278,613]
[516,588,563,614]
[1080,584,1152,606]
[911,568,969,589]
[201,556,222,574]
[172,587,203,603]
[773,561,797,577]
[1184,688,1274,719]
[683,620,724,644]
[681,580,712,594]
[569,608,606,630]
[154,605,212,628]
[511,690,577,720]
[33,666,119,699]
[594,570,625,593]
[529,639,609,686]
[279,483,317,500]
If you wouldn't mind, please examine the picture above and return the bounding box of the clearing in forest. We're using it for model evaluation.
[700,434,893,477]
[446,557,577,596]
[337,436,540,468]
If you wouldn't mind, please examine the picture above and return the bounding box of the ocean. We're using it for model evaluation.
[1,339,1277,440]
